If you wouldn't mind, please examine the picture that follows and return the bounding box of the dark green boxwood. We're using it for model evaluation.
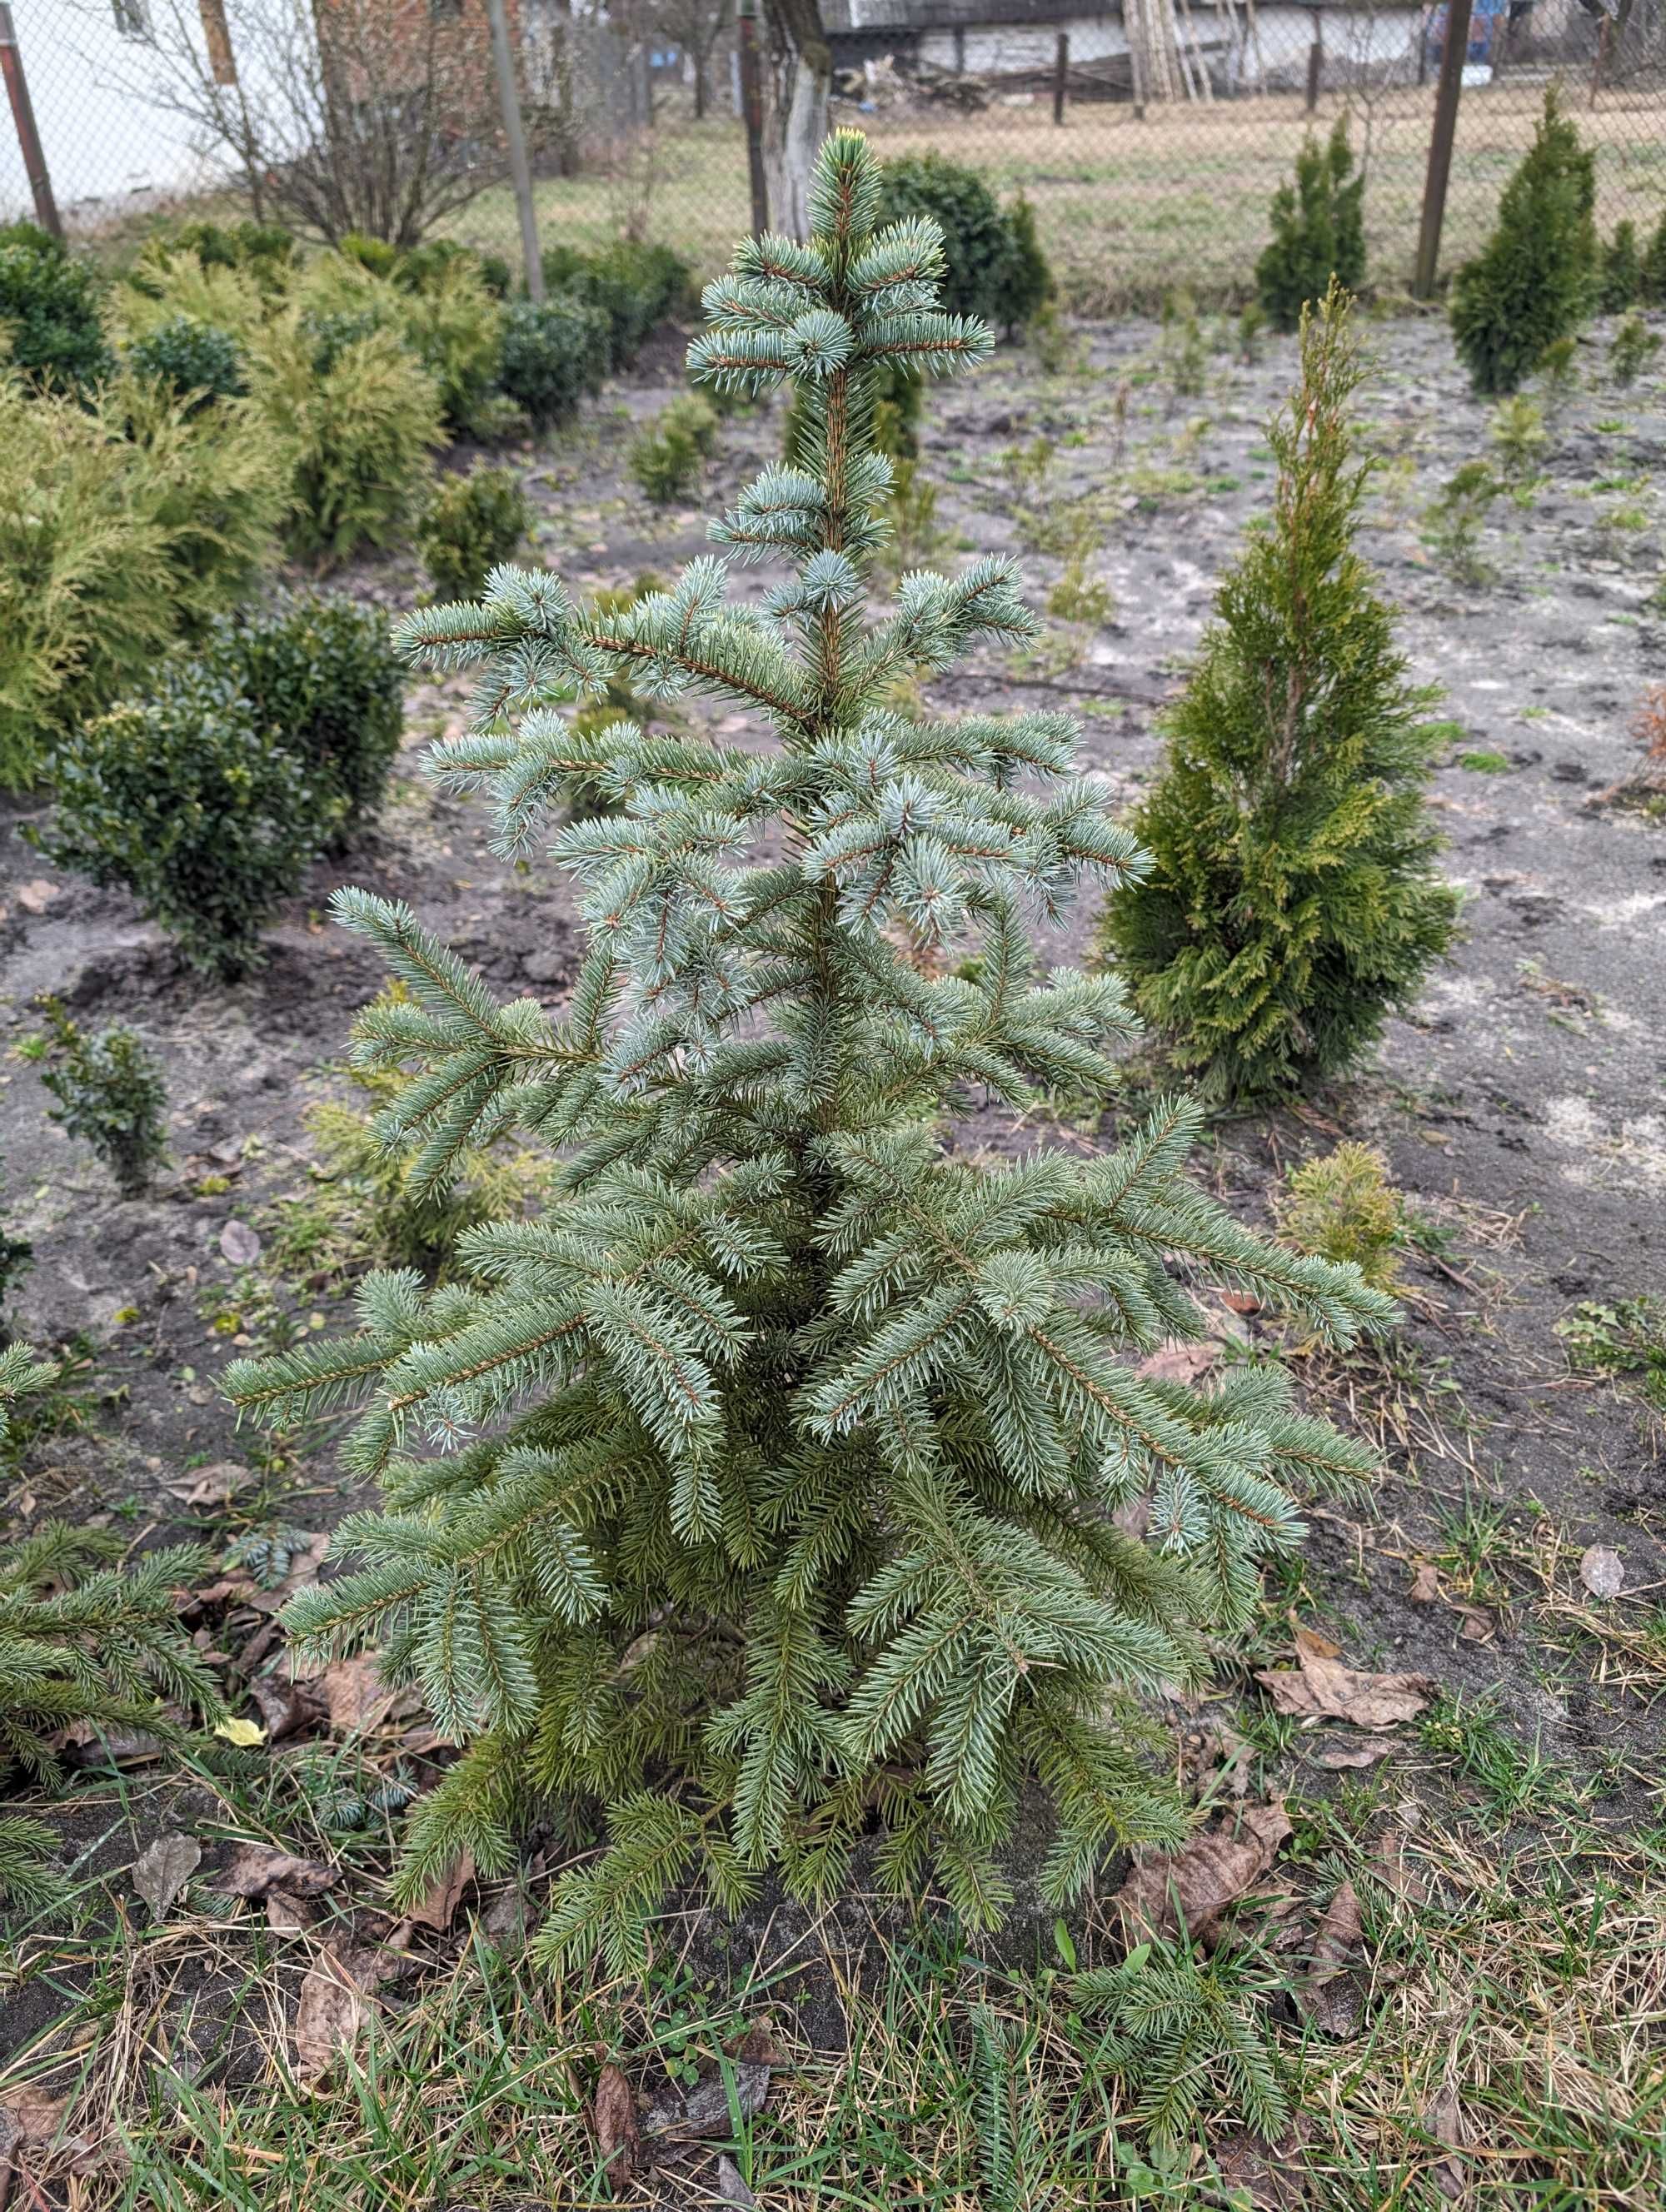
[540,241,693,367]
[420,464,531,601]
[875,153,1053,336]
[1254,119,1366,334]
[47,670,327,976]
[125,314,246,408]
[35,995,169,1196]
[0,232,112,396]
[197,595,405,835]
[1450,89,1597,396]
[496,294,611,429]
[629,396,718,503]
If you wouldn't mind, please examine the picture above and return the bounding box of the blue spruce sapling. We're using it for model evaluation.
[228,134,1390,1965]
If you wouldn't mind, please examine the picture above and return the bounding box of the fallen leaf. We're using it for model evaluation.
[213,1716,267,1748]
[404,1851,474,1934]
[1422,2080,1469,2201]
[1406,1561,1441,1604]
[648,2059,773,2138]
[1116,1799,1292,1944]
[217,1844,339,1900]
[15,879,58,915]
[164,1462,253,1508]
[219,1219,262,1267]
[1579,1544,1624,1601]
[1257,1628,1434,1729]
[1135,1338,1221,1384]
[266,1891,314,1934]
[247,1671,318,1742]
[591,2064,640,2185]
[317,1652,400,1734]
[1294,1878,1364,2039]
[294,1945,385,2088]
[1214,2124,1309,2206]
[1456,1607,1493,1643]
[716,2154,759,2206]
[0,2086,67,2146]
[1314,1741,1394,1771]
[132,1833,201,1922]
[1219,1291,1263,1317]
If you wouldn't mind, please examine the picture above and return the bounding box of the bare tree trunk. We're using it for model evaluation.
[760,0,829,237]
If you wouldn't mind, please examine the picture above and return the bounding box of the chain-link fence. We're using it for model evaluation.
[5,0,1664,306]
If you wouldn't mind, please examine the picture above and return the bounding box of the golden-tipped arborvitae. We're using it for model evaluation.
[228,134,1391,1968]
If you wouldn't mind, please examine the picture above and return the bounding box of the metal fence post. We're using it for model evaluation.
[485,0,544,301]
[737,0,768,237]
[1305,21,1323,112]
[1413,0,1474,297]
[1053,32,1069,125]
[0,4,61,239]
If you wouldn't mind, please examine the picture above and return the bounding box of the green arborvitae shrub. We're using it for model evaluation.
[0,229,113,396]
[1278,1141,1404,1292]
[1254,119,1366,335]
[541,241,694,368]
[162,218,297,289]
[496,295,611,431]
[1599,220,1641,314]
[47,669,329,975]
[876,152,1053,335]
[34,996,169,1195]
[390,253,506,436]
[124,313,245,409]
[196,594,406,835]
[421,464,531,602]
[1642,212,1666,307]
[227,135,1390,1955]
[0,1512,223,1784]
[1449,88,1597,396]
[255,320,446,565]
[1609,311,1662,390]
[1096,285,1458,1100]
[0,370,285,789]
[396,238,513,302]
[629,395,719,503]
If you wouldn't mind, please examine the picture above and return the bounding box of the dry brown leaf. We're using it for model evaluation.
[1257,1627,1434,1729]
[294,1945,384,2088]
[132,1833,201,1922]
[1579,1544,1624,1600]
[317,1652,401,1734]
[219,1219,262,1267]
[1294,1878,1364,2039]
[1313,1741,1394,1771]
[217,1844,340,1900]
[1135,1339,1221,1384]
[404,1851,475,1934]
[164,1462,253,1508]
[1219,1291,1263,1317]
[15,879,58,915]
[716,2155,759,2205]
[1116,1799,1291,1944]
[266,1892,314,1935]
[1422,2080,1470,2202]
[591,2064,640,2185]
[247,1671,318,1742]
[1214,2125,1308,2207]
[1456,1607,1493,1643]
[1406,1561,1441,1604]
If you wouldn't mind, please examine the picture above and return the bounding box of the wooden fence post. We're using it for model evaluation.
[0,4,61,240]
[736,0,768,237]
[485,0,544,301]
[1054,32,1069,124]
[1413,0,1474,298]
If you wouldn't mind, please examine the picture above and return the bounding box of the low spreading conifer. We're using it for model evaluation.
[228,136,1390,1960]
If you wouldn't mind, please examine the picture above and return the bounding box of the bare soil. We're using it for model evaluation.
[2,307,1664,2175]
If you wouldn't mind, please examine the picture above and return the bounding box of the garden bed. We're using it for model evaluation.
[2,305,1664,2206]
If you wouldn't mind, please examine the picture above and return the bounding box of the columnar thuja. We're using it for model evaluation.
[229,132,1389,1969]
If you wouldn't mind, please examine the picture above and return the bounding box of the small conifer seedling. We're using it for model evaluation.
[1098,285,1458,1100]
[228,137,1391,1959]
[34,996,169,1195]
[1449,89,1597,396]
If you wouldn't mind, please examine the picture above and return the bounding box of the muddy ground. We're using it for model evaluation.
[2,305,1663,2177]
